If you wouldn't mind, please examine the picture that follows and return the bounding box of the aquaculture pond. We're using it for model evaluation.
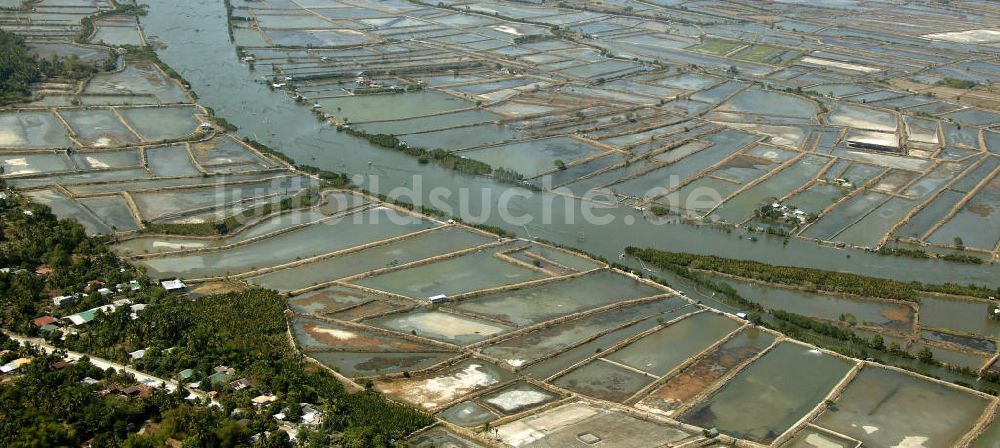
[718,276,914,332]
[459,136,606,178]
[77,195,139,232]
[0,151,73,175]
[451,270,665,326]
[494,401,693,448]
[248,226,494,291]
[918,294,1000,338]
[59,109,139,147]
[781,426,859,448]
[291,316,442,353]
[437,401,497,427]
[813,366,989,447]
[317,90,473,123]
[480,381,558,415]
[680,342,855,443]
[639,328,776,416]
[375,359,514,410]
[136,207,437,278]
[520,310,691,381]
[118,106,199,141]
[408,427,487,448]
[144,145,201,177]
[25,188,110,235]
[603,311,742,376]
[129,176,312,222]
[972,412,1000,448]
[288,284,381,315]
[479,296,693,366]
[552,357,654,402]
[309,351,456,378]
[927,174,1000,250]
[0,111,73,148]
[351,243,547,299]
[365,310,513,345]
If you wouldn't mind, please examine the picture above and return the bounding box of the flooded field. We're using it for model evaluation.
[375,359,515,409]
[494,401,693,448]
[812,367,990,447]
[638,328,776,416]
[602,311,741,376]
[5,0,1000,446]
[366,310,513,345]
[680,342,855,443]
[450,270,662,326]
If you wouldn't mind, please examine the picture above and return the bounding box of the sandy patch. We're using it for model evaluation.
[84,156,110,168]
[800,56,880,74]
[846,130,899,148]
[879,306,912,325]
[0,158,36,175]
[393,312,506,339]
[923,29,1000,43]
[803,433,849,448]
[384,363,499,409]
[0,131,26,146]
[893,436,929,448]
[485,390,552,412]
[640,345,760,414]
[313,327,356,340]
[829,105,897,132]
[151,241,206,249]
[496,402,599,447]
[492,25,524,36]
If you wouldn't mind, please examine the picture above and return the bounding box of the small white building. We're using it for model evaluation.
[53,295,75,307]
[1,358,30,374]
[161,279,187,292]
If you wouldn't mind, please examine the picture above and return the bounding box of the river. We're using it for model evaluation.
[137,0,999,286]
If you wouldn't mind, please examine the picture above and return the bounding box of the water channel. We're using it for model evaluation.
[138,0,999,287]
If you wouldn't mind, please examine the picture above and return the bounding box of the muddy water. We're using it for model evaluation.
[680,342,855,443]
[138,0,1000,287]
[813,366,989,447]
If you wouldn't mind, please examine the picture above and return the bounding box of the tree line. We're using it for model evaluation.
[624,247,998,301]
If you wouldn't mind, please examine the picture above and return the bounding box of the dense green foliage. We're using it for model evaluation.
[936,78,978,89]
[342,128,533,186]
[204,107,239,132]
[624,247,999,301]
[0,30,43,103]
[0,346,200,447]
[941,253,985,264]
[878,245,984,264]
[61,288,432,446]
[76,4,147,44]
[0,190,141,332]
[242,138,295,165]
[620,247,1000,394]
[144,188,319,237]
[648,206,671,217]
[877,245,931,259]
[1,188,431,445]
[121,45,193,94]
[0,29,108,104]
